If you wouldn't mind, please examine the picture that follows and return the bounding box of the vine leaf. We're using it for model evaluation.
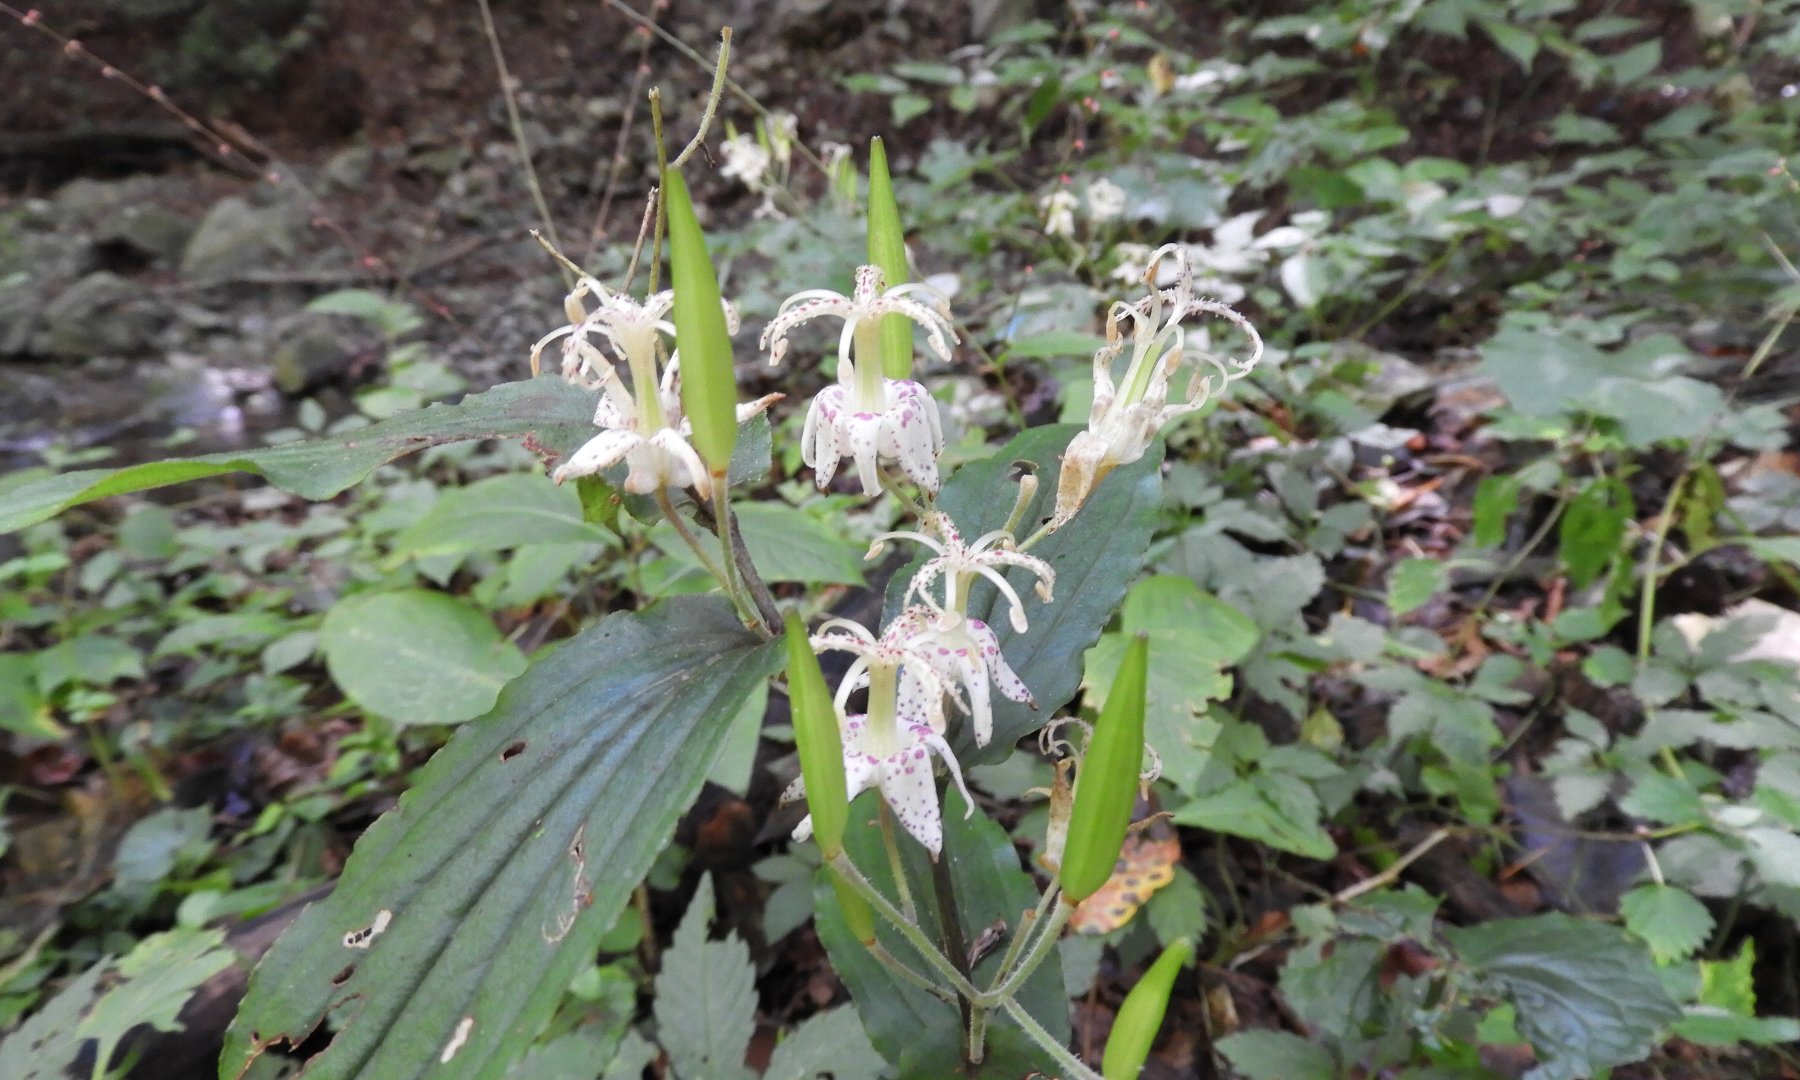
[885,424,1163,765]
[220,597,782,1080]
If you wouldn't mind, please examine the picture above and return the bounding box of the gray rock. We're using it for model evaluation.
[181,195,301,278]
[37,271,172,358]
[272,314,356,395]
[95,203,195,266]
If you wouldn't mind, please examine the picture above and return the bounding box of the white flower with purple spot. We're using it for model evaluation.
[762,265,958,495]
[871,512,1056,633]
[530,276,773,499]
[1053,243,1263,527]
[790,612,975,855]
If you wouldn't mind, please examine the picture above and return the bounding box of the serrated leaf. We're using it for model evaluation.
[81,928,234,1077]
[1447,913,1681,1080]
[653,876,756,1080]
[222,597,782,1080]
[1084,576,1257,790]
[0,377,601,535]
[1216,1029,1337,1080]
[0,960,104,1080]
[1560,477,1632,589]
[1171,774,1336,860]
[885,424,1162,764]
[1619,884,1713,963]
[814,787,1067,1077]
[762,1006,888,1080]
[320,590,527,726]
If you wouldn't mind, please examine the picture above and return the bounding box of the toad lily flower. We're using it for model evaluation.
[872,512,1056,633]
[761,265,957,495]
[1052,244,1263,528]
[868,512,1054,747]
[530,277,774,499]
[785,613,975,855]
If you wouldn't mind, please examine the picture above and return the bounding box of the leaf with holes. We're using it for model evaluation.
[221,596,782,1080]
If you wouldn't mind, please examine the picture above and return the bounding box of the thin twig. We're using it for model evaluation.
[476,0,564,275]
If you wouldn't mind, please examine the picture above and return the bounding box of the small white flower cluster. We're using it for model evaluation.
[783,514,1055,854]
[718,111,804,219]
[1038,177,1130,238]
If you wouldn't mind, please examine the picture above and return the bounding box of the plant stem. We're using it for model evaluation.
[711,481,767,632]
[877,802,917,923]
[867,941,955,1003]
[980,896,1069,1005]
[476,0,563,274]
[669,29,731,169]
[999,996,1103,1080]
[653,488,728,586]
[988,885,1059,995]
[828,852,982,1000]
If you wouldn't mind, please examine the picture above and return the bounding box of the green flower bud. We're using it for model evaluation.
[1059,633,1148,903]
[1101,936,1193,1080]
[663,168,738,475]
[785,611,848,858]
[866,137,913,380]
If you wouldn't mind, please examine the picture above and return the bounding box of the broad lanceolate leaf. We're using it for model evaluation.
[885,424,1162,764]
[0,377,601,535]
[1446,913,1681,1080]
[222,597,782,1080]
[319,590,528,726]
[389,473,612,562]
[815,787,1069,1078]
[653,876,757,1080]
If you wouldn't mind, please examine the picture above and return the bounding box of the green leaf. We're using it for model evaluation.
[1559,477,1633,589]
[1447,913,1681,1080]
[1619,884,1713,963]
[320,590,527,726]
[1388,557,1447,617]
[1084,576,1257,791]
[114,806,214,886]
[80,928,235,1078]
[814,787,1068,1077]
[0,377,600,535]
[763,1006,888,1080]
[0,654,60,738]
[653,876,756,1080]
[1473,474,1519,548]
[1171,774,1336,860]
[0,959,104,1080]
[886,424,1162,764]
[222,597,782,1080]
[390,474,611,562]
[1215,1029,1337,1080]
[1480,19,1540,69]
[997,330,1109,361]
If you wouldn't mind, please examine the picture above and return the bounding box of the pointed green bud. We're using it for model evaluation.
[1059,633,1149,903]
[1101,937,1193,1080]
[785,611,848,858]
[663,168,738,475]
[866,137,914,380]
